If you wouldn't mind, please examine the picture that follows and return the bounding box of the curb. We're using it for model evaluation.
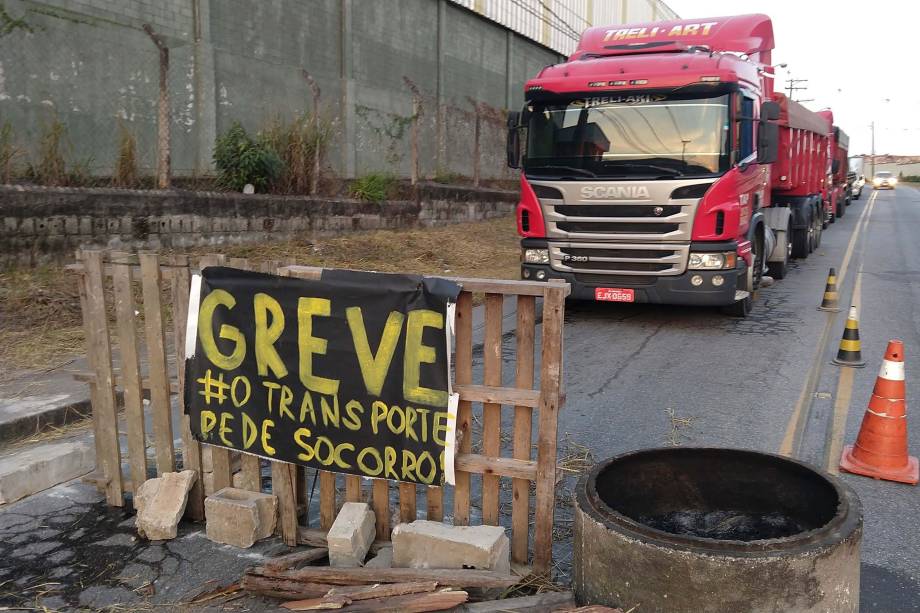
[0,397,92,444]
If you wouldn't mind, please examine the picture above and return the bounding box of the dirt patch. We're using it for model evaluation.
[1,217,519,375]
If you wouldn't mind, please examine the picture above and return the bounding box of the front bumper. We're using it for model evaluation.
[521,261,746,306]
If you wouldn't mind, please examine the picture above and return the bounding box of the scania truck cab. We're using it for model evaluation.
[508,15,800,316]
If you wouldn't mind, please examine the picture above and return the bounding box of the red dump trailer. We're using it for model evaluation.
[507,14,847,316]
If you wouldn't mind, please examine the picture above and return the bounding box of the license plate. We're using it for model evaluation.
[595,288,635,302]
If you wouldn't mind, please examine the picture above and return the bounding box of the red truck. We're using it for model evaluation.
[507,14,844,316]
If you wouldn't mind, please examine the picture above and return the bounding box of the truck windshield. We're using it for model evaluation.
[524,92,731,179]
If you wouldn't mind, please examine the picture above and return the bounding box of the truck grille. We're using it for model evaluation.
[543,198,695,241]
[550,243,689,276]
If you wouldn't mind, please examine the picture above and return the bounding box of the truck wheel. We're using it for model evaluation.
[792,208,812,259]
[722,228,762,317]
[768,224,791,279]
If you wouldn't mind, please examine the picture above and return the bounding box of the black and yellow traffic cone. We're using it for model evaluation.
[817,268,840,312]
[832,306,866,367]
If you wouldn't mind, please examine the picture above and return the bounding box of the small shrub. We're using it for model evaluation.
[902,175,920,183]
[0,121,21,183]
[349,172,398,202]
[112,122,139,188]
[33,116,68,186]
[262,110,336,194]
[213,122,282,192]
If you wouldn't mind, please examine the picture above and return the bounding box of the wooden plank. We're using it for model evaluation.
[460,591,576,612]
[455,384,540,408]
[399,482,416,523]
[319,470,336,530]
[426,485,443,522]
[111,257,149,493]
[297,590,468,612]
[481,293,503,526]
[452,291,473,525]
[198,254,233,491]
[263,547,329,572]
[81,251,124,506]
[170,257,205,520]
[454,454,537,480]
[533,285,566,574]
[372,479,390,540]
[447,277,568,296]
[253,566,517,589]
[345,475,362,503]
[512,294,536,565]
[138,252,175,475]
[72,371,179,392]
[273,461,300,546]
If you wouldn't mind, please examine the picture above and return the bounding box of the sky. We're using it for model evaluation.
[663,0,920,155]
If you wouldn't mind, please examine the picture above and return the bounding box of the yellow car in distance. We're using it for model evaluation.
[873,171,897,189]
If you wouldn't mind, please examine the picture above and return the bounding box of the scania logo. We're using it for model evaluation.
[653,206,664,216]
[580,186,651,200]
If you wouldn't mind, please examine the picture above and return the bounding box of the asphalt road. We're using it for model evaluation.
[553,185,920,611]
[3,188,919,612]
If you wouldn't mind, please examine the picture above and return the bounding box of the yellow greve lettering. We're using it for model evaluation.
[347,307,404,397]
[433,411,449,446]
[279,385,295,421]
[294,427,314,462]
[198,289,246,370]
[297,297,340,395]
[401,449,418,481]
[403,310,448,407]
[254,292,288,378]
[384,446,398,480]
[261,418,276,455]
[343,400,364,431]
[357,447,383,476]
[200,410,217,439]
[218,412,234,446]
[241,412,258,449]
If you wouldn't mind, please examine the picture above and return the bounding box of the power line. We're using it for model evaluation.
[786,78,809,102]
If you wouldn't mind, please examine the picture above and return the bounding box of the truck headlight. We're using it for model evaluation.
[688,252,737,270]
[523,248,550,264]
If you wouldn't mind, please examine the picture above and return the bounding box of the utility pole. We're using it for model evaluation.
[785,78,809,101]
[870,121,876,178]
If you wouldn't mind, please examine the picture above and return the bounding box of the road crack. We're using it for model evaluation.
[587,322,665,399]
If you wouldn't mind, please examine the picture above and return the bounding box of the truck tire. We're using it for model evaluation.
[722,227,762,318]
[813,205,823,250]
[792,208,811,259]
[768,223,791,279]
[838,195,849,216]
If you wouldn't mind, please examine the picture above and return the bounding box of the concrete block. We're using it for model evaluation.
[327,502,376,567]
[0,440,94,504]
[205,487,277,548]
[392,520,510,573]
[364,546,393,569]
[134,470,198,541]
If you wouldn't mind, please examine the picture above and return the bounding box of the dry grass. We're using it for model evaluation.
[665,406,694,446]
[182,217,520,280]
[0,265,85,376]
[1,217,519,375]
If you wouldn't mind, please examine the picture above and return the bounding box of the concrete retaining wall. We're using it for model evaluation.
[0,0,563,180]
[0,183,516,266]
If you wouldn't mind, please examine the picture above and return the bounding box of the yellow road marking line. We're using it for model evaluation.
[826,270,862,473]
[779,194,875,457]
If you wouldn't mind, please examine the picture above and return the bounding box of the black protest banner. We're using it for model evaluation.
[184,267,461,486]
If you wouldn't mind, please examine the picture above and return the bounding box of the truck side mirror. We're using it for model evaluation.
[760,101,780,121]
[507,111,521,169]
[756,122,779,165]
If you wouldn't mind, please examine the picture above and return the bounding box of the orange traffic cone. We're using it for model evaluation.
[839,340,919,485]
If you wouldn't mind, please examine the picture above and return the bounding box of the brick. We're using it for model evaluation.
[135,470,198,541]
[326,502,376,568]
[391,520,510,573]
[205,487,277,548]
